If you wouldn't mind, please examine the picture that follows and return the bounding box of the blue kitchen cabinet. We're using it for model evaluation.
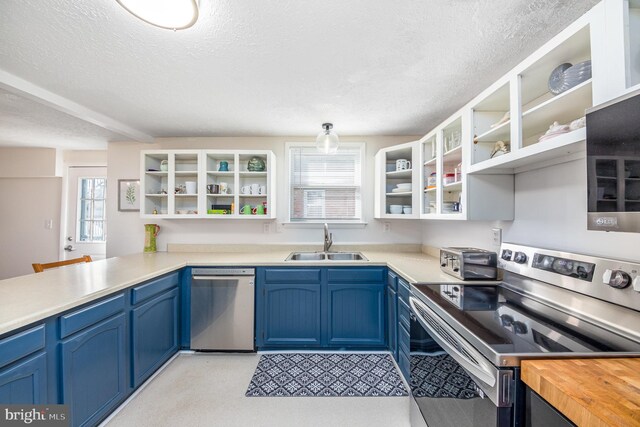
[397,277,411,381]
[257,268,322,347]
[259,282,322,347]
[0,353,48,404]
[326,268,386,347]
[0,325,48,404]
[130,287,179,388]
[60,296,127,427]
[387,271,398,361]
[257,267,387,349]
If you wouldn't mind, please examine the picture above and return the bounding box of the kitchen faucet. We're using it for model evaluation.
[323,223,333,252]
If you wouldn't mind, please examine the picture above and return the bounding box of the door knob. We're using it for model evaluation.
[64,245,75,252]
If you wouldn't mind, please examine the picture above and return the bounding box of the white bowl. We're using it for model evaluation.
[396,183,412,190]
[403,207,412,214]
[389,205,403,214]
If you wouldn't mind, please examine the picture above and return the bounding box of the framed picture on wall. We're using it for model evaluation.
[118,179,140,212]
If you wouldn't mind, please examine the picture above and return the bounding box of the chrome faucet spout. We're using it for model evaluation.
[323,223,333,252]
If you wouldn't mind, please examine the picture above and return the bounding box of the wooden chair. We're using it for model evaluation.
[32,255,93,273]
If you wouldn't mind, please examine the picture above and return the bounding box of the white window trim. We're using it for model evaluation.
[285,142,366,225]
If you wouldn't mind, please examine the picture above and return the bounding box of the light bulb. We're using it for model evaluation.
[316,123,339,154]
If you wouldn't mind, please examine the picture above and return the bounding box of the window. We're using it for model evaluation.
[78,177,107,242]
[288,143,363,222]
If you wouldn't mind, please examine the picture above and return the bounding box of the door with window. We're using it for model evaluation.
[64,167,107,260]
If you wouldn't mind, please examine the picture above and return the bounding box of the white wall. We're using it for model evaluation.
[422,158,640,261]
[0,178,62,279]
[0,148,108,279]
[107,136,422,257]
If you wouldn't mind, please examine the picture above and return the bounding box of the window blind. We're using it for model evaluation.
[289,145,362,221]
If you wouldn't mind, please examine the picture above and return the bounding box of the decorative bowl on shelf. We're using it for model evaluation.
[395,183,412,191]
[548,60,591,95]
[247,157,266,171]
[548,63,572,94]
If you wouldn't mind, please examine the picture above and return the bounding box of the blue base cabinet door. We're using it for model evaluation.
[0,353,47,404]
[261,283,322,347]
[327,282,386,347]
[131,288,179,387]
[61,314,127,427]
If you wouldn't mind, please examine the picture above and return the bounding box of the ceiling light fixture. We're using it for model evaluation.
[316,123,339,154]
[116,0,200,31]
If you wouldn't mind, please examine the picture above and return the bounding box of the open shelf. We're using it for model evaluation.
[386,169,413,179]
[521,79,592,143]
[468,127,586,174]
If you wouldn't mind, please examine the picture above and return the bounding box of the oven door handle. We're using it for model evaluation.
[410,296,497,387]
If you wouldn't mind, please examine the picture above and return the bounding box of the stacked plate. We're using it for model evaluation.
[392,183,412,193]
[548,60,591,95]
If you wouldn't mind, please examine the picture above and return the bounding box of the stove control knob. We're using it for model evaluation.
[576,266,589,279]
[501,250,512,261]
[513,252,527,264]
[512,321,528,334]
[603,269,631,289]
[441,254,448,267]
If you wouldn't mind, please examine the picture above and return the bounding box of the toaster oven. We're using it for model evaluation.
[440,247,498,280]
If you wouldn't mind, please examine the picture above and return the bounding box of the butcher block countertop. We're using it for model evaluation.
[522,358,640,427]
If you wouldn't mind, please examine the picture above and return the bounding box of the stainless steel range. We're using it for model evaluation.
[409,243,640,427]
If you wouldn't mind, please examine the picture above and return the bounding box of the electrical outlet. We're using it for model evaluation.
[383,222,391,233]
[492,228,502,246]
[263,222,270,234]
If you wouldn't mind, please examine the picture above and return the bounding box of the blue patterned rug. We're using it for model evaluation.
[410,353,479,399]
[246,353,408,397]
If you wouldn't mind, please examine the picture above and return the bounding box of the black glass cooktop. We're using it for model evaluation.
[412,284,640,355]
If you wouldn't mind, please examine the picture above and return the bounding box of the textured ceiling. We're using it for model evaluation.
[0,0,599,147]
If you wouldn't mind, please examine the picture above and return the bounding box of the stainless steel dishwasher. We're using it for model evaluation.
[190,268,255,351]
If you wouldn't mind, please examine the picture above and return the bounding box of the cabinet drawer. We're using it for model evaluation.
[387,271,398,292]
[398,278,411,302]
[264,268,321,284]
[398,298,411,331]
[327,268,386,283]
[60,294,125,339]
[0,325,45,369]
[131,272,179,305]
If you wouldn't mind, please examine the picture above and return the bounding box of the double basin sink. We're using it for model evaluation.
[285,251,368,261]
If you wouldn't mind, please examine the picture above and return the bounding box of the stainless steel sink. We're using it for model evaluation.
[285,252,326,261]
[326,252,367,261]
[285,251,367,261]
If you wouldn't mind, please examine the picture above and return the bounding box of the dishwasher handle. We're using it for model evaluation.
[192,275,255,282]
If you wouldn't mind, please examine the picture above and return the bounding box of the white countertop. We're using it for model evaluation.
[0,250,483,337]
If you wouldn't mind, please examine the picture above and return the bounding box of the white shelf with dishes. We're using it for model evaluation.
[374,140,419,218]
[141,150,276,219]
[468,15,595,175]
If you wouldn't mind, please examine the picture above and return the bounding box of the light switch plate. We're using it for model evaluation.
[263,222,270,234]
[383,222,391,233]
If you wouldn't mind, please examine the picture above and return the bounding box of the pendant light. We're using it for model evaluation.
[316,123,339,154]
[116,0,200,31]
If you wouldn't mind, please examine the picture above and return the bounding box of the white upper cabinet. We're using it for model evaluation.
[468,11,595,174]
[374,141,420,219]
[141,150,276,219]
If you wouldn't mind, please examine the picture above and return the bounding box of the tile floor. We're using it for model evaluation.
[103,352,414,427]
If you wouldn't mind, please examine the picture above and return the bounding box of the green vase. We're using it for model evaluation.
[144,224,160,252]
